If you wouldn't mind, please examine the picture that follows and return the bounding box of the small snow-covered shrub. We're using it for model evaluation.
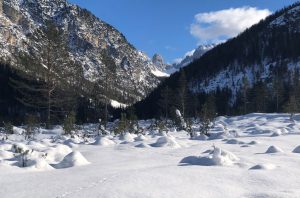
[174,109,187,131]
[12,144,32,167]
[3,122,13,135]
[199,119,212,136]
[98,119,111,136]
[186,118,196,139]
[211,147,239,166]
[157,119,168,135]
[180,146,239,166]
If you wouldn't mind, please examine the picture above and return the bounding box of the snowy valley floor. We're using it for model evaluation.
[1,114,300,198]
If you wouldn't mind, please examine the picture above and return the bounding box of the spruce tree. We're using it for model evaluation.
[176,70,188,118]
[10,21,82,128]
[158,86,172,120]
[241,76,249,114]
[199,95,216,135]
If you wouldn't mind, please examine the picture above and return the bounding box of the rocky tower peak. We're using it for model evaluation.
[152,53,165,69]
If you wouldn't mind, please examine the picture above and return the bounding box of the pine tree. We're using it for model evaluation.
[24,114,38,140]
[158,86,172,120]
[199,95,216,135]
[272,67,284,112]
[284,95,299,121]
[253,81,269,112]
[63,111,76,135]
[241,76,249,114]
[114,113,128,135]
[176,70,188,118]
[93,51,117,128]
[10,21,82,128]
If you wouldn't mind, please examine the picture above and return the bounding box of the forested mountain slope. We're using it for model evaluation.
[135,2,300,119]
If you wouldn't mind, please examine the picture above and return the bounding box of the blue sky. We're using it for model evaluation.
[68,0,299,63]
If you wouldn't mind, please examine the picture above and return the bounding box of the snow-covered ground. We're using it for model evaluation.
[1,113,300,198]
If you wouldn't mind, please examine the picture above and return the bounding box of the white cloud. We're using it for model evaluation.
[190,7,271,44]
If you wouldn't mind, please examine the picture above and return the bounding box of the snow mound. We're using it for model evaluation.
[195,134,208,141]
[134,134,147,141]
[63,139,79,148]
[250,164,276,170]
[265,146,284,153]
[211,147,239,166]
[292,145,300,153]
[27,158,54,171]
[280,128,289,134]
[271,130,282,137]
[27,141,47,151]
[248,141,259,145]
[151,135,181,148]
[53,151,90,169]
[13,126,25,135]
[120,132,134,142]
[93,136,115,146]
[226,139,245,145]
[71,135,82,144]
[180,147,239,166]
[0,143,14,151]
[135,143,150,148]
[45,144,72,163]
[0,150,14,160]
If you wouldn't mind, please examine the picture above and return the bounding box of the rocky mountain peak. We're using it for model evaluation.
[152,53,167,69]
[0,0,161,105]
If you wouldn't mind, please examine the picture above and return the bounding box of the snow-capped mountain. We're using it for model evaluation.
[0,0,162,104]
[150,45,216,77]
[150,53,170,78]
[168,44,216,74]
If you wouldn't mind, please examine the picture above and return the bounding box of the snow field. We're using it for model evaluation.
[1,113,300,197]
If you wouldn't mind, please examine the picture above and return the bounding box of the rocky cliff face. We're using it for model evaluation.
[0,0,161,104]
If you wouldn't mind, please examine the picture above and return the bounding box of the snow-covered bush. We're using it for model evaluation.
[175,109,187,131]
[186,118,196,138]
[12,144,32,167]
[3,122,13,135]
[98,119,110,136]
[157,119,168,135]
